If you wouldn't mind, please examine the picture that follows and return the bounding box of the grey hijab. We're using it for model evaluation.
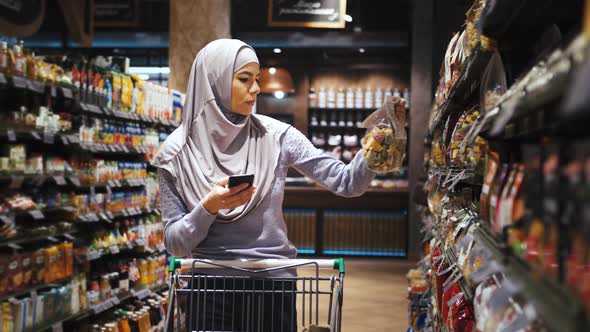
[152,39,290,222]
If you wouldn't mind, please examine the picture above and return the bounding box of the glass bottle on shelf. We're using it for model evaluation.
[393,88,401,98]
[318,87,327,108]
[13,45,26,77]
[329,110,337,126]
[375,87,383,108]
[310,110,318,126]
[347,112,354,127]
[0,42,8,74]
[346,87,354,109]
[354,87,364,109]
[308,87,317,108]
[356,111,364,127]
[403,88,411,109]
[338,111,346,126]
[364,87,373,109]
[327,86,336,108]
[320,110,327,126]
[336,87,345,108]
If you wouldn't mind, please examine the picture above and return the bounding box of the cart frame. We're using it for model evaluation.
[164,258,345,332]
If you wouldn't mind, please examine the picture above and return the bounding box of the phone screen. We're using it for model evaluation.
[228,174,255,188]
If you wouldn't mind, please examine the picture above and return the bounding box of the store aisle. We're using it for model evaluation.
[298,258,415,331]
[340,258,415,332]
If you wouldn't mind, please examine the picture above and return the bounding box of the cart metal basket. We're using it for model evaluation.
[164,258,345,332]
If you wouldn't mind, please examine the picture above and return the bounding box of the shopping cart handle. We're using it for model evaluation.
[169,257,345,273]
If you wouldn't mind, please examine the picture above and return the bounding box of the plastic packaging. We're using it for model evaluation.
[480,51,507,112]
[360,96,407,173]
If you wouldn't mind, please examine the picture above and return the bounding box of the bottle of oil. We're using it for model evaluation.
[0,42,9,74]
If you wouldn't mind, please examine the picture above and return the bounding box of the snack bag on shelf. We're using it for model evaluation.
[360,96,407,174]
[480,51,507,113]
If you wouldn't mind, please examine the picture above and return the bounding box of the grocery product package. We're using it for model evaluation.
[360,96,407,174]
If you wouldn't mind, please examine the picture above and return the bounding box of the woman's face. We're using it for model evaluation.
[231,62,261,116]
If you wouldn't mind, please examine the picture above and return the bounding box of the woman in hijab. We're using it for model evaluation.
[153,39,405,332]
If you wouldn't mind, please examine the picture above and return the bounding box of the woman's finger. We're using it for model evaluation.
[218,183,249,198]
[215,177,230,187]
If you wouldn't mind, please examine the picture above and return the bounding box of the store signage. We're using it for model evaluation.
[268,0,347,28]
[94,0,139,27]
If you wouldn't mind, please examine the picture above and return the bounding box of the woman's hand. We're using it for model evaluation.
[201,177,256,214]
[391,96,406,126]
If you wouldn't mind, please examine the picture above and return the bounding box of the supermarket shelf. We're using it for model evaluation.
[89,283,169,315]
[322,250,406,257]
[0,73,179,130]
[308,125,365,130]
[28,310,90,332]
[0,231,76,248]
[0,129,153,157]
[473,223,588,332]
[469,36,588,142]
[285,186,408,194]
[308,107,376,112]
[0,174,149,191]
[86,241,166,262]
[0,276,75,302]
[429,49,493,133]
[77,207,160,223]
[0,206,77,223]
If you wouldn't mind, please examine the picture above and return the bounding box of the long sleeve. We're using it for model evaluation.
[284,127,376,197]
[158,168,217,257]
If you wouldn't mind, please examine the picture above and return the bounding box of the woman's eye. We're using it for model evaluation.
[239,77,249,83]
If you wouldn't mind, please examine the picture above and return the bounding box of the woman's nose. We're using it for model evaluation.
[251,80,261,94]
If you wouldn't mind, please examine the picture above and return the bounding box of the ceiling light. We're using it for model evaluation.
[273,91,285,99]
[273,48,282,54]
[344,14,353,22]
[269,67,277,75]
[137,74,150,80]
[359,48,365,53]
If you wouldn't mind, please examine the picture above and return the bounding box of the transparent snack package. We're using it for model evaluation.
[360,96,407,174]
[480,50,507,113]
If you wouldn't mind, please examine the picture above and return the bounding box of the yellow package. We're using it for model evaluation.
[62,242,73,278]
[44,246,59,283]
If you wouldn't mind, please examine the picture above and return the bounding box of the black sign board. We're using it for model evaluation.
[94,0,139,27]
[268,0,347,28]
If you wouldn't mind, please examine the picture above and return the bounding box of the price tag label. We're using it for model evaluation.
[68,135,80,144]
[153,209,161,216]
[68,176,81,187]
[106,211,114,219]
[135,239,146,247]
[13,76,27,88]
[9,176,24,189]
[29,80,45,93]
[87,250,101,261]
[60,135,70,146]
[46,236,59,243]
[126,241,134,250]
[122,145,129,153]
[53,175,67,186]
[109,246,120,254]
[0,73,7,84]
[62,87,73,99]
[29,210,45,220]
[7,129,16,142]
[31,131,41,140]
[89,213,99,222]
[63,233,76,241]
[51,322,63,332]
[78,215,87,222]
[62,206,77,213]
[156,243,165,252]
[80,103,89,111]
[50,86,57,97]
[114,180,122,187]
[121,209,129,217]
[107,180,115,187]
[0,215,14,226]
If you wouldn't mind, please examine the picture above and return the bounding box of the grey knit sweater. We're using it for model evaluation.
[158,126,375,259]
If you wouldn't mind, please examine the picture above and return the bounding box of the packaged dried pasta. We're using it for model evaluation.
[360,96,407,173]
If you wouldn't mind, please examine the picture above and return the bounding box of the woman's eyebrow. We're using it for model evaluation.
[238,71,255,76]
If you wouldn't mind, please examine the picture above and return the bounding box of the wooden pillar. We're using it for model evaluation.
[169,0,231,92]
[408,0,434,259]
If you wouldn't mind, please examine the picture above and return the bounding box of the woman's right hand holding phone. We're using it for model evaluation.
[202,177,256,214]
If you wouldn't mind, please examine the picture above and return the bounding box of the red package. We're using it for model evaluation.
[449,293,475,332]
[442,283,461,326]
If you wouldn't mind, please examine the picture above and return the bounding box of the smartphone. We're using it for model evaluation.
[228,174,255,188]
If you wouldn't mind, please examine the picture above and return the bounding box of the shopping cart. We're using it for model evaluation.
[164,258,345,332]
